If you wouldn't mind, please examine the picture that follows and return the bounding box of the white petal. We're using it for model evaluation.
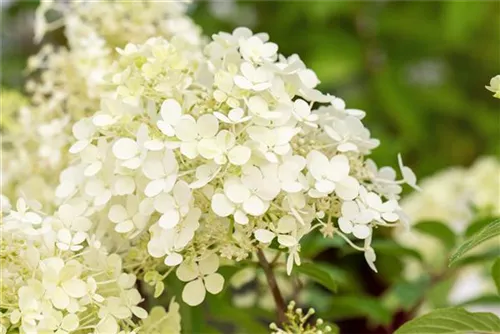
[154,193,175,214]
[198,138,219,160]
[62,279,87,298]
[352,224,371,239]
[93,114,115,127]
[199,254,219,275]
[328,154,350,180]
[182,278,206,306]
[84,161,102,177]
[158,210,180,229]
[164,253,183,266]
[211,194,234,217]
[307,151,329,180]
[160,99,182,123]
[61,314,79,331]
[132,306,148,319]
[228,146,251,166]
[225,181,250,204]
[72,119,94,140]
[176,262,199,282]
[175,118,198,142]
[335,176,359,201]
[254,229,275,243]
[213,111,231,123]
[142,160,165,180]
[197,114,219,138]
[173,181,192,205]
[115,220,134,233]
[180,141,199,159]
[277,235,297,247]
[286,253,294,276]
[144,140,165,151]
[69,140,89,154]
[315,180,335,194]
[114,176,136,195]
[382,212,399,222]
[234,75,253,89]
[341,201,360,220]
[112,138,138,160]
[147,239,166,258]
[144,180,165,198]
[364,247,378,272]
[234,210,249,225]
[338,217,353,234]
[204,273,224,294]
[243,196,267,216]
[95,190,111,206]
[52,287,70,309]
[276,216,296,233]
[157,121,175,137]
[108,205,128,223]
[57,229,72,244]
[122,157,142,170]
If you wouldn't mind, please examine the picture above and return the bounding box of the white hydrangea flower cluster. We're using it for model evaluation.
[2,0,202,208]
[401,156,499,234]
[396,156,499,314]
[52,27,417,306]
[0,198,147,334]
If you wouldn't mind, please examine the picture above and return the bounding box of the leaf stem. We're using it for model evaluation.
[257,249,287,325]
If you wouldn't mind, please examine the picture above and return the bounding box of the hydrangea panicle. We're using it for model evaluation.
[47,28,419,307]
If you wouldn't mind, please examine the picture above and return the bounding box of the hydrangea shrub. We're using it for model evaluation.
[15,1,500,333]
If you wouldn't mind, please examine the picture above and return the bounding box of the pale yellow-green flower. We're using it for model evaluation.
[486,75,500,98]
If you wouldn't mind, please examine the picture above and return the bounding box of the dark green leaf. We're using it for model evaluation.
[383,276,431,311]
[327,295,392,325]
[208,297,269,333]
[457,294,500,308]
[371,239,423,261]
[294,262,339,293]
[413,221,457,249]
[451,248,500,267]
[395,307,500,334]
[465,217,500,238]
[300,234,345,258]
[450,219,500,266]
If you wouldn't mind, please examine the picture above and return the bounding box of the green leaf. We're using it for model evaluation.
[178,299,204,334]
[341,239,422,261]
[465,216,500,238]
[395,307,500,334]
[300,234,345,258]
[492,258,500,295]
[371,239,423,261]
[383,276,431,311]
[327,295,392,325]
[457,294,500,308]
[452,248,500,267]
[294,262,339,293]
[413,221,456,249]
[208,297,269,333]
[450,219,500,266]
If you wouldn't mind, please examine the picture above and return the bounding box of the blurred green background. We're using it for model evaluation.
[2,0,499,179]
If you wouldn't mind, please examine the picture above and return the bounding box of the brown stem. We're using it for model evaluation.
[257,249,287,325]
